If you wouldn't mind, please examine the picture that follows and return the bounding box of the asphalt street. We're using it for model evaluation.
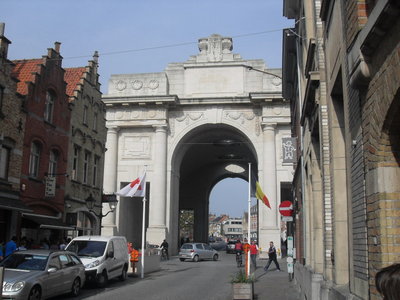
[55,249,300,300]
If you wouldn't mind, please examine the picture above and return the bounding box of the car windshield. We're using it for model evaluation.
[0,253,48,271]
[66,241,107,258]
[181,244,193,250]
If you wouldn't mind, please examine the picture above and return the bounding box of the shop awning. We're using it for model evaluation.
[0,197,33,213]
[22,213,76,230]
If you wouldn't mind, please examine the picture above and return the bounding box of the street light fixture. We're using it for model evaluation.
[86,193,118,218]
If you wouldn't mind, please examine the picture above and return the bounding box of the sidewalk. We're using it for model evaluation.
[252,258,300,300]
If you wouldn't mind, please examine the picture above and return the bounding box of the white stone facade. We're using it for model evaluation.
[102,34,293,254]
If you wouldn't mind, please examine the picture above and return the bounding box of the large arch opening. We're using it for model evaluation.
[171,124,258,249]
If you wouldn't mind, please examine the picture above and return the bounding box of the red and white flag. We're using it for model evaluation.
[117,172,146,197]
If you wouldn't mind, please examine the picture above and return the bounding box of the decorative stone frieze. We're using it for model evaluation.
[121,135,151,159]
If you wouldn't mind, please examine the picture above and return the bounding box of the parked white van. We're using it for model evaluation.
[65,235,130,287]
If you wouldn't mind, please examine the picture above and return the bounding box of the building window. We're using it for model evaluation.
[72,146,80,180]
[83,151,90,184]
[29,142,41,178]
[93,112,98,131]
[83,105,88,126]
[92,156,98,186]
[0,145,10,179]
[48,150,58,176]
[44,90,55,123]
[0,85,4,114]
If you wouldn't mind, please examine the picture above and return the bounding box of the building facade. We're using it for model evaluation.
[283,0,400,299]
[0,23,29,243]
[222,218,243,241]
[12,42,73,246]
[64,52,107,236]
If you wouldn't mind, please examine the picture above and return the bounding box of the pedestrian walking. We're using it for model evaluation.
[0,240,4,260]
[17,240,27,251]
[264,241,281,272]
[5,236,17,257]
[249,240,259,269]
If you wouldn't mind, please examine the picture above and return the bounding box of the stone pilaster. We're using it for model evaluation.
[259,122,280,255]
[101,126,119,235]
[147,125,168,244]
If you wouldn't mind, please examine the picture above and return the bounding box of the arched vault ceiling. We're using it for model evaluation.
[179,124,257,182]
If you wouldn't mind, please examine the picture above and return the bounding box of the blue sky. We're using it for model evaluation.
[2,0,292,217]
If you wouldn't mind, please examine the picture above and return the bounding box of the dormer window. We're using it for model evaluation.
[44,90,55,123]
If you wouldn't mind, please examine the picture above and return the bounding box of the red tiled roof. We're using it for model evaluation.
[11,59,42,95]
[64,67,86,97]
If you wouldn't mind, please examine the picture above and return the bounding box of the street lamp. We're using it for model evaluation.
[86,193,118,218]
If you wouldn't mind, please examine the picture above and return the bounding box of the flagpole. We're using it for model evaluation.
[247,162,251,277]
[140,166,147,279]
[141,195,146,279]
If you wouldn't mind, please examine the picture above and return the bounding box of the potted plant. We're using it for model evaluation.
[231,269,254,300]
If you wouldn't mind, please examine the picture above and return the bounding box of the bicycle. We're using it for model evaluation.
[236,251,242,267]
[160,248,169,261]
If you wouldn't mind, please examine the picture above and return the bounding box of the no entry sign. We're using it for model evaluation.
[279,201,293,217]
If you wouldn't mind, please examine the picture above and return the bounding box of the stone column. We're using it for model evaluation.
[147,125,167,244]
[101,126,119,235]
[259,123,280,255]
[262,123,278,227]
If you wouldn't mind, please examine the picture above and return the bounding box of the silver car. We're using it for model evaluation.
[0,249,85,300]
[178,243,219,262]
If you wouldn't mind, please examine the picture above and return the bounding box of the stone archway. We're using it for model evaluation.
[101,34,293,255]
[171,123,257,247]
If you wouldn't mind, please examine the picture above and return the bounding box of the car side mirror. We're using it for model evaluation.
[47,267,57,273]
[107,251,114,258]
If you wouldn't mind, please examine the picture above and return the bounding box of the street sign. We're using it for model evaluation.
[45,177,56,197]
[279,200,293,216]
[287,262,294,273]
[287,236,294,257]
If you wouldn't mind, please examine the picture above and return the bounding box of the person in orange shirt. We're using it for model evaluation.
[242,238,250,253]
[128,242,139,273]
[249,240,259,269]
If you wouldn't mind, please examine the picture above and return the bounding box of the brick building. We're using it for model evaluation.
[64,52,107,236]
[12,42,73,246]
[0,23,29,243]
[282,0,400,299]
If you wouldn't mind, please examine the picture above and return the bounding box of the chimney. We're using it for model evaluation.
[0,22,11,59]
[54,42,61,53]
[0,23,5,36]
[93,50,99,63]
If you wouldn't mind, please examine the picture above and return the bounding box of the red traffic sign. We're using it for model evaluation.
[279,201,293,217]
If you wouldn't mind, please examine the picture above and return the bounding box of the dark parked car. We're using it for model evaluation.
[226,240,237,254]
[0,249,85,300]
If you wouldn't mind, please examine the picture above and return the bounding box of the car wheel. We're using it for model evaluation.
[28,285,41,300]
[213,254,218,261]
[193,255,199,262]
[179,258,185,261]
[71,277,81,297]
[119,265,128,281]
[97,271,108,288]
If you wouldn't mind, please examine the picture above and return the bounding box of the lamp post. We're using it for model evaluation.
[86,194,118,227]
